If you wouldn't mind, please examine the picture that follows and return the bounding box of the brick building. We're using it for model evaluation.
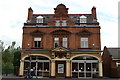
[102,47,120,78]
[19,4,103,78]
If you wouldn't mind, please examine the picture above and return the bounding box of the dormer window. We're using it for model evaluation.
[80,15,87,23]
[62,20,67,26]
[56,20,60,26]
[36,16,43,23]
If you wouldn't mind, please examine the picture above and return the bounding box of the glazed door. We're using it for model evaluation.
[56,61,66,77]
[79,62,92,78]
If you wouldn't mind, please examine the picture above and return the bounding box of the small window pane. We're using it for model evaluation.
[54,37,59,48]
[62,37,67,48]
[38,41,40,47]
[56,20,60,26]
[34,41,38,47]
[34,38,41,41]
[62,20,67,26]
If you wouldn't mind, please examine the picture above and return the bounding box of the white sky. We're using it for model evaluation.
[0,0,119,49]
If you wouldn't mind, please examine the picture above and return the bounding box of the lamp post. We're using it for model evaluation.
[29,55,32,70]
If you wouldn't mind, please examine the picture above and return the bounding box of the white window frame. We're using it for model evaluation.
[62,20,67,26]
[34,37,41,48]
[37,16,43,23]
[80,15,87,23]
[56,20,60,26]
[81,37,88,48]
[62,37,67,48]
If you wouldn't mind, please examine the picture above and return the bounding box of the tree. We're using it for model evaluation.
[2,46,14,76]
[0,40,4,77]
[2,41,21,76]
[13,51,21,75]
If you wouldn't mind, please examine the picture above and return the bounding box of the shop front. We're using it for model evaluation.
[72,56,99,78]
[19,49,103,78]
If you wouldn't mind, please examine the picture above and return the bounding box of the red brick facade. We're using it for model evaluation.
[19,4,103,78]
[103,47,120,78]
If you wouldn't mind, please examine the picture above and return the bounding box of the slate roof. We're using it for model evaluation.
[107,48,120,59]
[30,14,96,24]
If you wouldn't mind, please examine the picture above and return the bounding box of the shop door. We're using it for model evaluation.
[79,62,92,78]
[56,61,66,77]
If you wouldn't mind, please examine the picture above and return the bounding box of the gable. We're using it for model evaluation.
[50,29,71,35]
[76,29,92,36]
[52,47,69,52]
[30,30,45,36]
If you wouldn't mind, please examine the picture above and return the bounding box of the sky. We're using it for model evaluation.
[0,0,119,49]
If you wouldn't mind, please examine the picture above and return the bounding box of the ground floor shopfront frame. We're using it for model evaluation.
[19,49,103,78]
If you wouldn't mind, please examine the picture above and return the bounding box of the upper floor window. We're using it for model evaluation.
[81,37,88,48]
[56,20,60,26]
[37,16,43,23]
[80,15,87,23]
[116,62,120,67]
[54,37,68,48]
[62,20,67,26]
[34,37,41,48]
[54,37,59,48]
[62,37,68,48]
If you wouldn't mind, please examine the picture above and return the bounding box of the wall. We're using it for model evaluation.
[22,27,101,50]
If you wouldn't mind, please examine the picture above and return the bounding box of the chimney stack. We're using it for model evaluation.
[27,7,33,22]
[91,6,97,20]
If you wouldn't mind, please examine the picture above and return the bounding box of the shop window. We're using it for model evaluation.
[81,37,88,48]
[34,37,41,48]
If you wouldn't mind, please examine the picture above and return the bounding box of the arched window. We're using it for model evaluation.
[24,55,50,77]
[72,56,99,78]
[80,15,87,23]
[36,16,43,23]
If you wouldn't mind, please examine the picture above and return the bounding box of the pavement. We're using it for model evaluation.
[1,76,120,80]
